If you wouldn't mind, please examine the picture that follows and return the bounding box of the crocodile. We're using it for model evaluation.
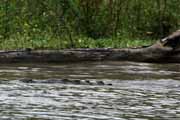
[19,78,112,86]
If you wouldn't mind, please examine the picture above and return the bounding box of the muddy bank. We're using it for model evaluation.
[0,30,180,63]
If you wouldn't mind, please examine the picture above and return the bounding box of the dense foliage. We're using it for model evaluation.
[0,0,179,49]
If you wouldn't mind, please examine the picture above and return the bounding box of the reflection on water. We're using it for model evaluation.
[0,61,180,120]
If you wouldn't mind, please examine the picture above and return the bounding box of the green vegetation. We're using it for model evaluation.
[0,35,155,49]
[0,0,179,49]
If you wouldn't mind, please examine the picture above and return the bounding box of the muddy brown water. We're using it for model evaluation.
[0,61,180,120]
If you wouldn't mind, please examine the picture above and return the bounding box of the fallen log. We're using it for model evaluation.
[0,30,180,63]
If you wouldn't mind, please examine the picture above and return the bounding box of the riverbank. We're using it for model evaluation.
[0,35,155,50]
[0,30,179,63]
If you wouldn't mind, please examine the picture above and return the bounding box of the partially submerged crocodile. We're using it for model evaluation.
[19,79,113,86]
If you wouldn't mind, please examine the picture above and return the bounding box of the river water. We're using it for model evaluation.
[0,61,180,120]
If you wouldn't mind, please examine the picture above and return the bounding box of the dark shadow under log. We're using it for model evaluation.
[0,30,180,63]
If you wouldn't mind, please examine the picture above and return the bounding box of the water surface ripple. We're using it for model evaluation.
[0,62,179,120]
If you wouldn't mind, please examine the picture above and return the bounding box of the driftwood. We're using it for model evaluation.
[0,30,180,63]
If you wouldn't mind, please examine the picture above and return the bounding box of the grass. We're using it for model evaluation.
[0,34,156,50]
